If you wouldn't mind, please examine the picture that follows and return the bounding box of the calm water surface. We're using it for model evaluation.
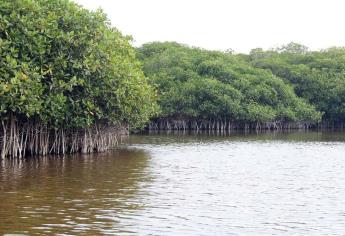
[1,131,345,235]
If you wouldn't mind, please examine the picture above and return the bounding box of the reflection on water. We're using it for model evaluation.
[1,131,345,235]
[132,129,345,143]
[0,149,151,235]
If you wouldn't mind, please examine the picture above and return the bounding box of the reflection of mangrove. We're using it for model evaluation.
[0,149,150,196]
[0,149,151,234]
[135,130,341,144]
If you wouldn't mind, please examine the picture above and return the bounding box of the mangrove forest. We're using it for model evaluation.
[0,0,157,158]
[138,42,323,130]
[2,0,345,158]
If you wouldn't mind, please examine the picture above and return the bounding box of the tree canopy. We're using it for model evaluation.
[0,0,157,129]
[0,0,158,157]
[249,45,345,123]
[138,42,321,125]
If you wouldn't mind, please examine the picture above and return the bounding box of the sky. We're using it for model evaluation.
[73,0,345,53]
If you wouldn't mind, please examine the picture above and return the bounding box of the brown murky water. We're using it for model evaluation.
[1,131,345,235]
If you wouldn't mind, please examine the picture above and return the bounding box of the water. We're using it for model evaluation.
[1,131,345,235]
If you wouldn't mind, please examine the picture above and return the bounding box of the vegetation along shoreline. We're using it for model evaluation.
[2,0,345,158]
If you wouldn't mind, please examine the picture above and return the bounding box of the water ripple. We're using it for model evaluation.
[1,132,345,235]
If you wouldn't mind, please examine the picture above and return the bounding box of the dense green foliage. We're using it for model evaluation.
[248,43,345,123]
[0,0,157,129]
[138,42,322,125]
[1,0,344,156]
[0,0,157,157]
